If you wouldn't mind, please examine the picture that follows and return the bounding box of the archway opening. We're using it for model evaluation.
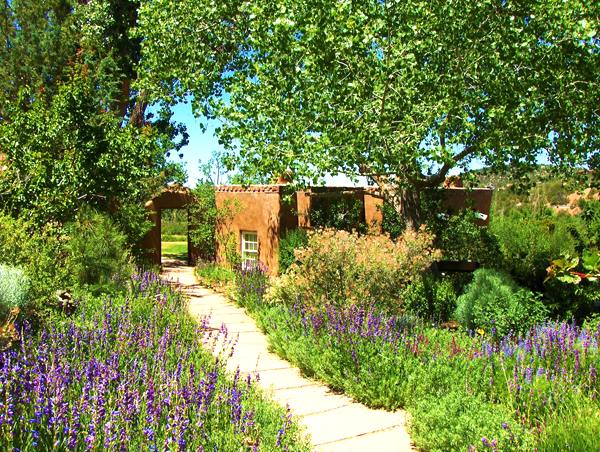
[161,208,188,262]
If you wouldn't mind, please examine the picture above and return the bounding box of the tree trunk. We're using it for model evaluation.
[397,186,424,231]
[128,90,148,128]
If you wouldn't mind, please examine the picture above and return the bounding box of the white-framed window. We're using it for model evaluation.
[241,231,258,266]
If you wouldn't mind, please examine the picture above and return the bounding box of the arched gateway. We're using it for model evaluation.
[141,184,199,266]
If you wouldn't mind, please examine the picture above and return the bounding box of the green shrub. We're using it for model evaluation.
[0,212,70,304]
[267,228,440,313]
[0,265,31,320]
[409,389,532,452]
[455,268,548,336]
[432,209,502,267]
[277,228,309,273]
[402,274,459,321]
[65,209,132,295]
[490,213,596,319]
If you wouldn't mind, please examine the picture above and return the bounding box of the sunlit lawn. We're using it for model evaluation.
[162,241,187,261]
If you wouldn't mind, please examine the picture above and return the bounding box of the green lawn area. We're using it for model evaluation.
[162,241,187,261]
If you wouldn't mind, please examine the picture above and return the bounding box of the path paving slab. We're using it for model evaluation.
[302,404,403,445]
[161,261,417,452]
[273,385,353,417]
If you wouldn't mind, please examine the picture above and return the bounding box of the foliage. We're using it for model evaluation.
[0,268,310,451]
[161,209,188,238]
[138,0,600,229]
[267,228,440,313]
[0,265,31,321]
[216,199,245,269]
[0,212,70,306]
[0,68,185,230]
[188,182,218,259]
[579,198,600,248]
[277,228,309,274]
[0,0,76,119]
[232,272,600,451]
[402,274,459,321]
[546,251,600,285]
[194,258,236,291]
[490,212,598,319]
[454,269,548,337]
[189,175,245,267]
[430,209,502,267]
[65,210,132,296]
[309,196,367,233]
[379,201,406,240]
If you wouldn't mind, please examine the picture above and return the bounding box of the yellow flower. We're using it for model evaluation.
[477,328,485,336]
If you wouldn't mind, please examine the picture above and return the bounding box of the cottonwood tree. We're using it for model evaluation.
[138,0,600,229]
[0,0,188,245]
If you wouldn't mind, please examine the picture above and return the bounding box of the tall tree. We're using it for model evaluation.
[137,0,600,229]
[0,0,188,246]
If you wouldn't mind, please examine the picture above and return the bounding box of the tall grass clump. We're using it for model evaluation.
[0,268,310,451]
[0,265,31,320]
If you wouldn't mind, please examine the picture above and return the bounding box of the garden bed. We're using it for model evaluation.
[0,268,310,451]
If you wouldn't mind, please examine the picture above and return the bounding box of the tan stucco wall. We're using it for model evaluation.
[442,188,494,226]
[215,186,297,275]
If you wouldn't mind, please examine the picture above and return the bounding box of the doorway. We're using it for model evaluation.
[161,209,188,262]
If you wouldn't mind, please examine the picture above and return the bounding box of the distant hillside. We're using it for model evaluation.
[463,166,598,216]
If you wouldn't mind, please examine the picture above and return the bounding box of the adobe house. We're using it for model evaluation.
[214,180,493,275]
[142,179,493,271]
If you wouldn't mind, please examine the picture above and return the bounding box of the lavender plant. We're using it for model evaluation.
[233,264,600,451]
[0,269,310,451]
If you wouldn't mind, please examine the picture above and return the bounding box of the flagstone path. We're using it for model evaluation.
[162,260,416,452]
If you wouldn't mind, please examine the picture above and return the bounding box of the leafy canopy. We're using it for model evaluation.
[138,0,599,226]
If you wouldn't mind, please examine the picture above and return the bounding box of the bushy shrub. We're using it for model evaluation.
[277,228,309,273]
[267,228,440,312]
[490,213,597,319]
[402,274,459,321]
[432,210,502,267]
[65,209,132,295]
[0,265,31,321]
[455,269,548,337]
[0,212,70,304]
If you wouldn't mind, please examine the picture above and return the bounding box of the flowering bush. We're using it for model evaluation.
[267,228,440,312]
[0,269,310,451]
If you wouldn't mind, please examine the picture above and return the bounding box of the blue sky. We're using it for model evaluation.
[167,102,222,188]
[167,101,362,188]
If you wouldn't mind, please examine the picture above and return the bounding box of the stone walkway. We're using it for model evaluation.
[162,260,416,452]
